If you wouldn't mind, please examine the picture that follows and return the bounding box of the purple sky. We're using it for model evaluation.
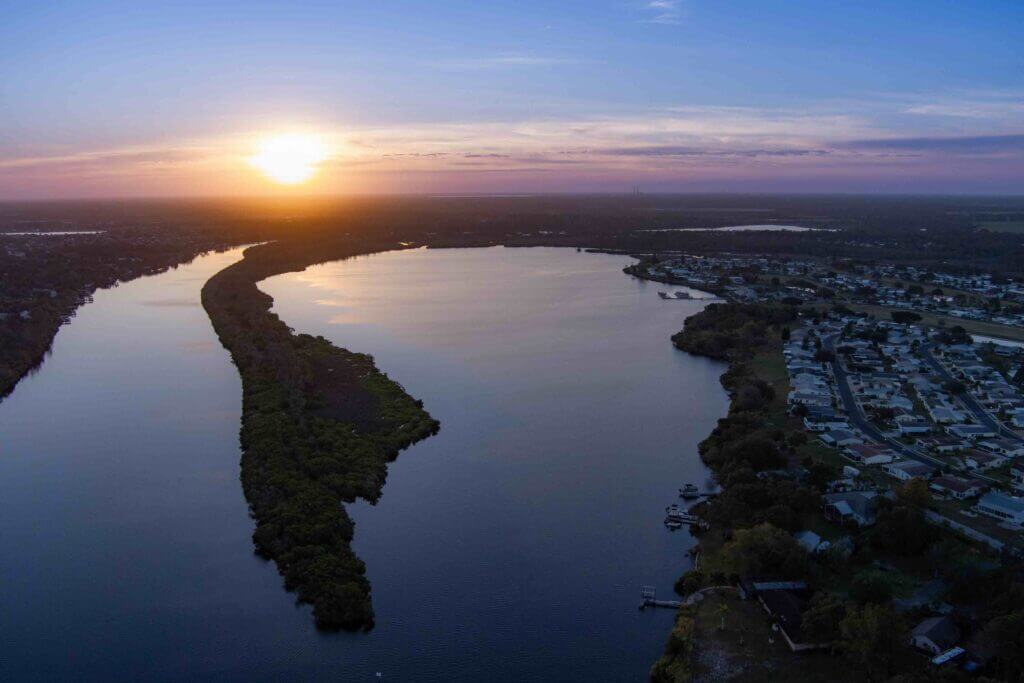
[2,1,1022,197]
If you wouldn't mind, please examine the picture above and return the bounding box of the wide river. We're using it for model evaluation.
[0,246,727,681]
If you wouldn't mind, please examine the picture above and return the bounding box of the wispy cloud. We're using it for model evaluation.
[641,0,684,25]
[429,54,589,69]
[3,98,1023,196]
[840,133,1024,155]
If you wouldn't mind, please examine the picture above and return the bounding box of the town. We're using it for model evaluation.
[639,251,1024,679]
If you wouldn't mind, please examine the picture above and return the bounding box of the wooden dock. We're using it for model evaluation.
[639,586,681,610]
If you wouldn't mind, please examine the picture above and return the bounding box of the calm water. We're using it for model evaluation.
[0,246,727,681]
[643,224,822,232]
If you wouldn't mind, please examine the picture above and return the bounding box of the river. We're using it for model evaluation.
[0,245,727,681]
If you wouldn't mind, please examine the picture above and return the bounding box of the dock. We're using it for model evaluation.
[639,586,682,610]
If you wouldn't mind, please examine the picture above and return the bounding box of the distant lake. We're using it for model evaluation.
[0,230,106,236]
[0,246,728,681]
[643,224,822,232]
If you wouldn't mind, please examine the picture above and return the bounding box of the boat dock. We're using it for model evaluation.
[639,586,681,610]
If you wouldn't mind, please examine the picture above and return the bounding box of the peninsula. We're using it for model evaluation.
[201,237,439,630]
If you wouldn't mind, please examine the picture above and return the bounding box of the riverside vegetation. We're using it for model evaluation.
[651,303,1024,682]
[201,237,438,630]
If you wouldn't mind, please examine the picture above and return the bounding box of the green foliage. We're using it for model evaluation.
[869,503,937,556]
[980,611,1024,680]
[850,569,894,605]
[801,592,847,643]
[649,608,697,683]
[891,311,922,324]
[839,604,906,681]
[720,523,808,579]
[203,239,439,631]
[671,303,797,361]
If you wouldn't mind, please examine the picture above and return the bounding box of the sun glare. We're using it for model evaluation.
[250,134,328,185]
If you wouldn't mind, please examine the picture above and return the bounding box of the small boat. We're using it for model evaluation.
[665,507,698,524]
[664,518,683,530]
[679,484,700,499]
[659,292,671,299]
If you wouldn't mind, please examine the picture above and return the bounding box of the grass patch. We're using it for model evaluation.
[689,591,865,683]
[848,303,1024,342]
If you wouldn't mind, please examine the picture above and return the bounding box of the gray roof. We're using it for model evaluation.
[824,491,878,520]
[978,491,1024,514]
[912,616,960,650]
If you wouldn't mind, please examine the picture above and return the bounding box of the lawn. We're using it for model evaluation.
[848,303,1024,343]
[689,590,866,683]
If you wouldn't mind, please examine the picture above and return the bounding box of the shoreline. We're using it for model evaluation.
[200,237,439,631]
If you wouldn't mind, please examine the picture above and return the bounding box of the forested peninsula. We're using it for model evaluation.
[201,238,439,631]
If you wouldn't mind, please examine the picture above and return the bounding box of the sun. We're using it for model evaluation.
[250,134,328,185]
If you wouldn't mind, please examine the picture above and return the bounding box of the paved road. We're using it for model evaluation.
[920,343,1024,444]
[824,335,947,470]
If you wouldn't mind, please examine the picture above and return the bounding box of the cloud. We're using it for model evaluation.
[641,0,684,25]
[595,145,831,158]
[840,134,1024,155]
[429,54,589,69]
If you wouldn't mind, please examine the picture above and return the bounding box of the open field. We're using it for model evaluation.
[977,221,1024,234]
[690,591,864,683]
[848,303,1024,342]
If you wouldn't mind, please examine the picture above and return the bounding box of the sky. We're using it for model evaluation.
[1,0,1022,198]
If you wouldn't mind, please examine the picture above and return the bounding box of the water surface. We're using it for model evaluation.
[0,245,727,682]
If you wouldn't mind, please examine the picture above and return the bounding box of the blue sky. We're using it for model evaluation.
[1,1,1022,197]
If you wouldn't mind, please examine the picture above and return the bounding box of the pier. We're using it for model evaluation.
[639,586,682,610]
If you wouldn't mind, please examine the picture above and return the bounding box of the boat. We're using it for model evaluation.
[665,506,699,524]
[673,291,693,299]
[664,518,683,530]
[658,292,671,299]
[679,483,700,499]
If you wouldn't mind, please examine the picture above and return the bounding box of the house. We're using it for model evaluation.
[1011,462,1024,490]
[917,435,966,454]
[963,448,1005,471]
[978,438,1024,458]
[794,530,826,553]
[910,616,960,655]
[974,491,1024,526]
[929,475,984,500]
[803,416,850,433]
[844,443,896,465]
[820,429,863,447]
[823,491,878,527]
[896,418,932,436]
[883,460,937,482]
[948,424,997,441]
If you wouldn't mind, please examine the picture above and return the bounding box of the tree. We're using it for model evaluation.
[850,569,894,605]
[871,504,936,556]
[891,311,921,325]
[896,478,931,507]
[839,604,906,681]
[802,592,847,644]
[943,379,967,395]
[721,523,808,578]
[980,611,1024,680]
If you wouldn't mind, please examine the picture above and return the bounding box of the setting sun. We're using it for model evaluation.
[250,134,328,185]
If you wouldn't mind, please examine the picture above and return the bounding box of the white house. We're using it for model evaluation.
[975,491,1024,526]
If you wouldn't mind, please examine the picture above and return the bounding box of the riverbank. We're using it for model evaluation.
[0,228,238,402]
[652,302,1024,681]
[201,237,439,631]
